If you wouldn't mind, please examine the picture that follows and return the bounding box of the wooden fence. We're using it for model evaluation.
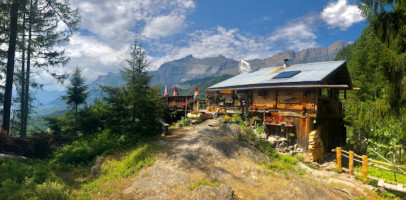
[333,147,406,193]
[333,147,406,179]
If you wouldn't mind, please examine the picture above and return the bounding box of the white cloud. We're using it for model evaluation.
[37,0,196,90]
[142,15,186,39]
[65,34,129,66]
[321,0,364,30]
[71,0,195,46]
[267,15,318,50]
[147,26,276,70]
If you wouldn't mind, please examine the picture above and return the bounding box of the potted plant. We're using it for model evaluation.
[285,117,293,125]
[248,105,256,111]
[271,115,278,124]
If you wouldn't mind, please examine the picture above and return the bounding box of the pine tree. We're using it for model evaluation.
[359,0,406,111]
[62,66,88,133]
[0,0,80,136]
[102,40,166,138]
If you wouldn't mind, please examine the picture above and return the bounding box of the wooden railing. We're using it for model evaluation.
[333,147,406,179]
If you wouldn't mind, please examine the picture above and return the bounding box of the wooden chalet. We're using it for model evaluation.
[206,60,353,153]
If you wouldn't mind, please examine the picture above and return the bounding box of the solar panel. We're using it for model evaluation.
[273,71,301,79]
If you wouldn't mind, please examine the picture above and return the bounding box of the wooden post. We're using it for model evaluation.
[196,100,200,111]
[336,147,342,170]
[362,155,368,179]
[349,150,354,175]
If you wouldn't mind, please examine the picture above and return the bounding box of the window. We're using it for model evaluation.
[273,71,301,79]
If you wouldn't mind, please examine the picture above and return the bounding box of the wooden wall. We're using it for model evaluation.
[253,88,345,152]
[252,89,276,108]
[252,88,316,112]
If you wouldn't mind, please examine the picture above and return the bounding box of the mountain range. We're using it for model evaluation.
[34,40,347,116]
[151,40,346,87]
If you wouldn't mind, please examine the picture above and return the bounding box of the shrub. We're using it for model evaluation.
[0,159,63,200]
[30,180,71,200]
[256,125,265,136]
[51,129,121,167]
[224,115,231,123]
[178,117,191,127]
[232,114,243,125]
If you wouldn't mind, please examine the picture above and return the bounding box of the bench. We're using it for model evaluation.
[160,121,170,135]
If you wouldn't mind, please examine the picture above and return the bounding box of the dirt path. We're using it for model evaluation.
[122,119,381,200]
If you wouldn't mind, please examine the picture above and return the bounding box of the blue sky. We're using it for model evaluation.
[35,0,366,91]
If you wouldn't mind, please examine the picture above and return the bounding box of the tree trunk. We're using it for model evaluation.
[23,0,33,137]
[2,0,21,133]
[75,104,78,135]
[20,12,26,137]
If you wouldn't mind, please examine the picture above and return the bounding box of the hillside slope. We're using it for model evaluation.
[85,119,380,199]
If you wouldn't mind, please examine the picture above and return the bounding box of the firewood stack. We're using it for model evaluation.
[308,130,324,162]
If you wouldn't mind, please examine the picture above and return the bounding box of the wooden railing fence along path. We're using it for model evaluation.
[332,147,406,193]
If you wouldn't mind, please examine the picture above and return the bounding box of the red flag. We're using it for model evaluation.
[173,86,178,96]
[194,87,198,98]
[164,85,169,96]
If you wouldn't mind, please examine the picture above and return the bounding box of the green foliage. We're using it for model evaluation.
[51,129,123,167]
[336,27,406,159]
[80,144,155,197]
[333,168,343,173]
[30,180,71,200]
[187,180,222,190]
[256,125,265,136]
[231,114,244,125]
[223,115,231,123]
[0,159,68,200]
[62,66,89,113]
[178,117,191,127]
[100,41,167,137]
[355,165,406,184]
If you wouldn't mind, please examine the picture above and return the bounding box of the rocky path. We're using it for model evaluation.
[122,119,381,200]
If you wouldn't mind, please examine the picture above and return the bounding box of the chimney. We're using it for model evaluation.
[283,59,289,68]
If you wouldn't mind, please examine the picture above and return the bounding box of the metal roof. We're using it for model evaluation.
[208,60,348,90]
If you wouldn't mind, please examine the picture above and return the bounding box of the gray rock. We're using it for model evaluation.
[189,184,236,200]
[268,136,277,144]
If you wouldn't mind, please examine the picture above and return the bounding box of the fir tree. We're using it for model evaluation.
[102,40,166,138]
[62,66,88,133]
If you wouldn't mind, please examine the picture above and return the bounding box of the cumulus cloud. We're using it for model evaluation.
[143,15,186,38]
[268,15,318,50]
[37,0,195,90]
[71,0,195,46]
[321,0,364,30]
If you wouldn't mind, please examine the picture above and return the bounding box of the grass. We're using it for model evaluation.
[227,114,302,177]
[77,144,156,198]
[187,180,222,190]
[354,165,406,184]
